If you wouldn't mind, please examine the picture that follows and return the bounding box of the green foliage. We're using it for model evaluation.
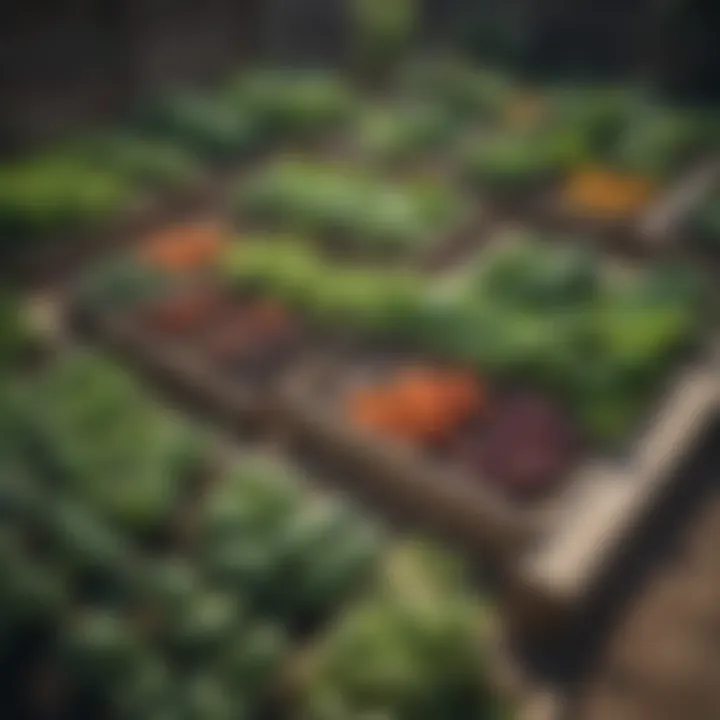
[177,674,237,720]
[472,239,598,306]
[433,237,702,440]
[114,654,173,718]
[46,496,134,577]
[59,610,148,688]
[199,457,382,629]
[0,350,511,719]
[220,239,425,336]
[0,155,131,242]
[463,127,588,191]
[138,91,262,161]
[0,355,390,718]
[66,134,202,191]
[226,70,356,140]
[238,160,462,253]
[168,590,241,660]
[220,622,288,700]
[544,86,639,155]
[13,354,208,534]
[609,105,707,178]
[355,102,457,162]
[300,540,505,720]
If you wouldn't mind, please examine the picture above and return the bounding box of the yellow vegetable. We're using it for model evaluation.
[562,166,657,220]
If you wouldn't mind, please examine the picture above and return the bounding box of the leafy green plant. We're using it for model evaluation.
[544,86,639,155]
[226,70,356,140]
[355,102,456,162]
[238,160,463,253]
[13,355,208,534]
[0,354,392,719]
[220,239,425,336]
[463,127,588,191]
[137,91,262,162]
[199,455,382,630]
[299,540,508,720]
[608,106,707,178]
[0,156,132,243]
[421,236,703,440]
[66,134,202,191]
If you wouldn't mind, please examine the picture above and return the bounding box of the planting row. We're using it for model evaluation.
[391,61,720,231]
[2,59,718,266]
[0,353,510,720]
[0,69,355,252]
[71,225,713,527]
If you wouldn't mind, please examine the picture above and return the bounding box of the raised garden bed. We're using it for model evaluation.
[266,234,720,607]
[13,55,720,720]
[26,59,718,634]
[63,204,492,439]
[280,345,719,603]
[67,226,720,582]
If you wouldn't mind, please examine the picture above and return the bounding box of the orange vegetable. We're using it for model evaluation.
[350,392,409,438]
[348,367,486,446]
[394,377,449,442]
[562,167,657,220]
[139,223,227,273]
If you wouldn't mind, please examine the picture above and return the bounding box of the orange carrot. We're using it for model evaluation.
[348,367,486,446]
